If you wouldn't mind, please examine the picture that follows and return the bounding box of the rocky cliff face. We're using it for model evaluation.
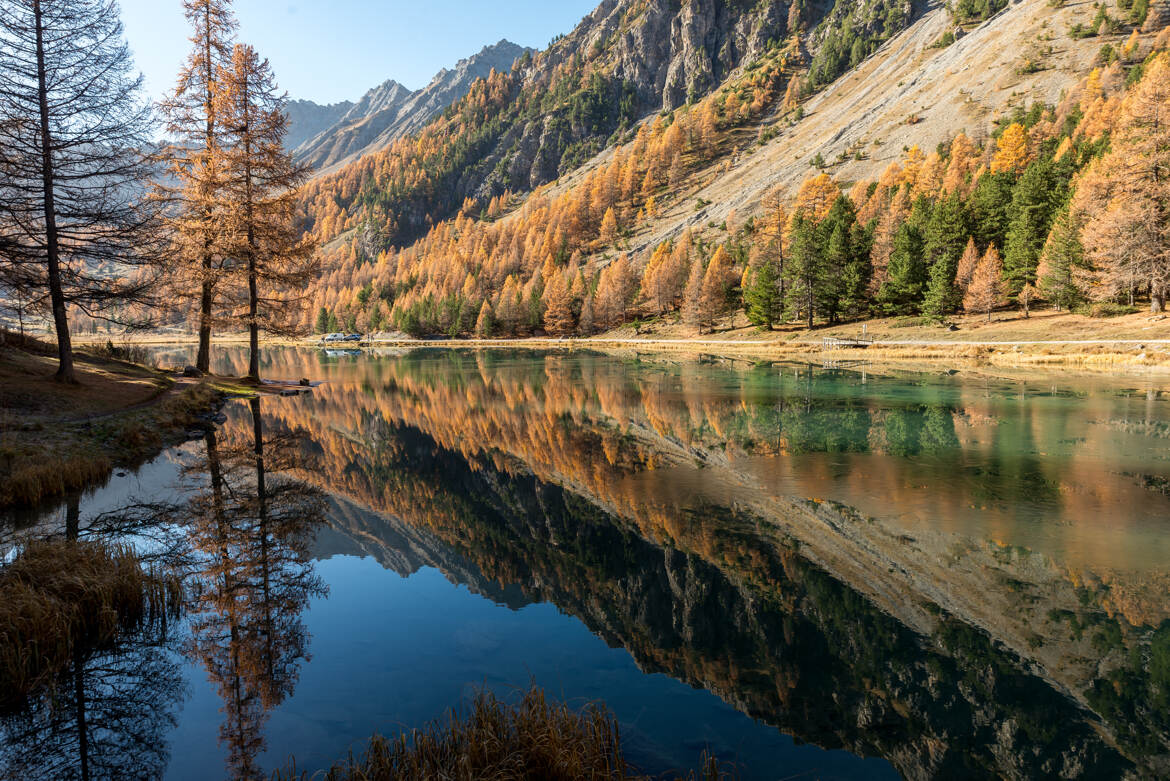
[289,40,531,172]
[540,0,789,111]
[284,98,353,152]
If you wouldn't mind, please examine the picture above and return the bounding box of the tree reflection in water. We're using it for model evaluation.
[185,397,327,780]
[0,396,327,781]
[0,505,185,781]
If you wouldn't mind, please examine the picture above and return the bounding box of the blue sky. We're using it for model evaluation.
[119,0,597,105]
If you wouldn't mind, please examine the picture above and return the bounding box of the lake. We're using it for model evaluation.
[3,346,1169,780]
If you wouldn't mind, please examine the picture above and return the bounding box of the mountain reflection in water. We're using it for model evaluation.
[3,347,1169,780]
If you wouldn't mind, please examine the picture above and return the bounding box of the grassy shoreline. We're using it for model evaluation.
[0,336,232,512]
[65,310,1170,377]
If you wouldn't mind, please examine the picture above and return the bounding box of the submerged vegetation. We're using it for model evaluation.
[277,687,726,781]
[0,539,181,710]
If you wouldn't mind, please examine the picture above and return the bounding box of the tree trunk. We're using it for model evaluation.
[197,271,213,372]
[34,0,75,383]
[195,7,217,375]
[243,79,260,383]
[1151,283,1164,313]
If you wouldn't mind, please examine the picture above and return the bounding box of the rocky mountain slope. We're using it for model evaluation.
[298,0,920,247]
[289,40,531,173]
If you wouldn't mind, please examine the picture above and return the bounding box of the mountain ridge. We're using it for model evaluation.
[288,39,532,173]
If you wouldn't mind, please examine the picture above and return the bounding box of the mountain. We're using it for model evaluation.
[283,98,353,152]
[288,40,532,173]
[295,0,1170,338]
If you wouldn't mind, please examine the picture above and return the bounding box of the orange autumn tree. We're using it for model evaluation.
[217,44,317,382]
[159,0,238,373]
[990,122,1030,176]
[1075,53,1170,312]
[964,245,1006,321]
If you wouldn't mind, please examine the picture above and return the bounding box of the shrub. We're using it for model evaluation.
[1077,302,1139,318]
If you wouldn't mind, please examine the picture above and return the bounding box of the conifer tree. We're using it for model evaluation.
[955,237,980,295]
[964,245,1006,321]
[599,206,619,246]
[682,255,705,333]
[703,246,736,327]
[786,213,824,328]
[990,122,1029,175]
[922,196,968,320]
[0,0,161,381]
[745,255,784,329]
[1036,206,1086,310]
[1003,158,1062,296]
[578,294,595,336]
[542,270,574,336]
[217,44,316,382]
[159,0,238,373]
[1075,53,1170,312]
[876,223,926,315]
[474,301,494,337]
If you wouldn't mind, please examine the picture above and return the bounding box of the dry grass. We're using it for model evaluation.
[0,332,224,509]
[0,538,182,710]
[276,688,730,781]
[0,454,114,509]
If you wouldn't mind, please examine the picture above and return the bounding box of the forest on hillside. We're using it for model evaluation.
[304,23,1170,340]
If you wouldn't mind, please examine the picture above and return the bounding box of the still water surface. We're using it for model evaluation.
[3,347,1169,780]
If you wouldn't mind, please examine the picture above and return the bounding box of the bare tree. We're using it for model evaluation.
[0,0,162,382]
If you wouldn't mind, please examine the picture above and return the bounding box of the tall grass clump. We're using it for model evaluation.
[0,539,182,709]
[277,687,732,780]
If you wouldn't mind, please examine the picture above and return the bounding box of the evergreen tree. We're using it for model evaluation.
[315,307,331,334]
[787,213,824,329]
[744,256,784,329]
[1036,206,1087,310]
[818,196,869,322]
[1003,158,1063,295]
[921,196,968,319]
[876,223,926,314]
[969,172,1014,251]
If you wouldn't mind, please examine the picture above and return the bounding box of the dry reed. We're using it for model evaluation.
[276,687,731,781]
[0,538,182,710]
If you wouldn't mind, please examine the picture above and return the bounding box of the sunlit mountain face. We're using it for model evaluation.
[5,347,1170,780]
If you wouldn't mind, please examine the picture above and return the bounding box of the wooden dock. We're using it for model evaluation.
[822,336,874,349]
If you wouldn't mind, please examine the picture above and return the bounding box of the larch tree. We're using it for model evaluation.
[954,237,980,295]
[964,245,1006,321]
[599,206,619,246]
[541,269,574,336]
[0,0,161,382]
[217,44,317,382]
[990,122,1029,176]
[158,0,237,373]
[474,300,493,338]
[758,187,788,312]
[682,254,705,333]
[1075,54,1170,312]
[699,246,735,331]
